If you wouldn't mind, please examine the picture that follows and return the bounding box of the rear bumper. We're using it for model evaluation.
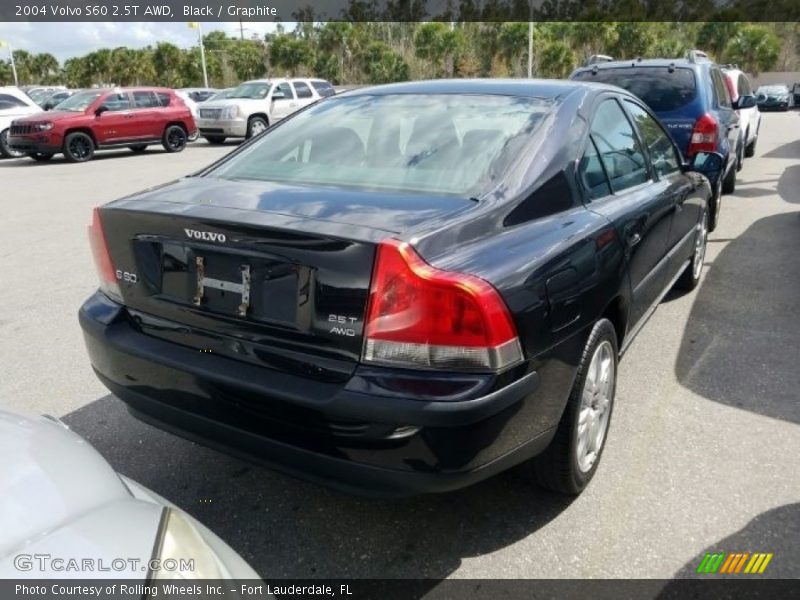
[79,293,555,496]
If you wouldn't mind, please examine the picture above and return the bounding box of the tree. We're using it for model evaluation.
[726,25,781,75]
[697,21,741,62]
[229,41,267,80]
[359,41,409,84]
[269,35,313,77]
[152,42,183,87]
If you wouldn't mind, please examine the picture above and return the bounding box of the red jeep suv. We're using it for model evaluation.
[8,87,196,162]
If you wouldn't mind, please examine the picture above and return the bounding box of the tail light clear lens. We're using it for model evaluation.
[363,239,524,372]
[688,113,718,155]
[88,208,121,302]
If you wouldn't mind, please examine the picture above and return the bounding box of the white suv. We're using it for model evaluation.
[0,87,42,158]
[196,78,334,144]
[722,66,761,162]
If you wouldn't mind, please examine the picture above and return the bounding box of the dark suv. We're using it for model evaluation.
[8,87,196,163]
[571,51,746,231]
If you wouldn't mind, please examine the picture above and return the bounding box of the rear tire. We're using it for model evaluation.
[129,144,148,153]
[63,132,95,162]
[162,125,187,153]
[0,128,25,158]
[530,319,618,495]
[675,206,708,291]
[744,135,757,158]
[28,152,54,162]
[721,157,736,194]
[204,135,226,144]
[735,138,744,172]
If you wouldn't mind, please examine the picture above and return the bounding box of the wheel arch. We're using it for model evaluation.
[63,127,98,148]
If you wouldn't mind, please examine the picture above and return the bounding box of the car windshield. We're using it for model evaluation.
[55,90,103,112]
[228,82,271,99]
[758,85,789,94]
[210,93,553,196]
[573,66,697,112]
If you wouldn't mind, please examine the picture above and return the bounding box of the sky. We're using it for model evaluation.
[0,22,282,61]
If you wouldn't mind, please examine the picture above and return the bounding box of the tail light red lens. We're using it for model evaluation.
[362,239,524,372]
[688,113,718,155]
[88,208,121,301]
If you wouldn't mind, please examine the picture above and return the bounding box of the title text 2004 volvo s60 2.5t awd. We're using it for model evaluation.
[79,80,721,496]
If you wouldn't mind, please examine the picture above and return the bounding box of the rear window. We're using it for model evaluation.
[210,93,553,196]
[311,80,335,97]
[573,66,697,112]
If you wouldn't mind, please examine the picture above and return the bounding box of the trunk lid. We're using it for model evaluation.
[98,177,473,376]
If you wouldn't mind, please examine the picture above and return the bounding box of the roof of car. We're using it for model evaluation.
[342,78,610,100]
[574,58,709,72]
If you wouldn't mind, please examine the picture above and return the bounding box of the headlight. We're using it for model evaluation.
[221,105,240,119]
[150,508,232,580]
[35,122,54,131]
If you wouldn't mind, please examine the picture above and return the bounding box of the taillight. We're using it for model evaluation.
[362,239,524,372]
[688,113,718,155]
[88,208,121,301]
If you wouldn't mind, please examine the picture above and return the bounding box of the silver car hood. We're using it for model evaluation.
[0,410,161,577]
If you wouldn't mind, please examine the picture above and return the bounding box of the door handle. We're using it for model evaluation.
[628,232,642,248]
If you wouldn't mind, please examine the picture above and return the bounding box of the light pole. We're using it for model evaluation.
[527,1,534,78]
[0,40,19,86]
[188,22,209,87]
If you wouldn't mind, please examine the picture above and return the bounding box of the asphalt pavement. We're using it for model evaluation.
[1,117,798,581]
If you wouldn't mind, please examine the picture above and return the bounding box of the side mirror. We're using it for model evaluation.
[271,91,286,102]
[735,95,757,109]
[94,105,108,116]
[687,151,724,178]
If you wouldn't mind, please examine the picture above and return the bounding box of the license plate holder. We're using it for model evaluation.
[193,256,251,317]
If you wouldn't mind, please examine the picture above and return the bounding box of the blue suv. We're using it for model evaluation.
[570,51,746,231]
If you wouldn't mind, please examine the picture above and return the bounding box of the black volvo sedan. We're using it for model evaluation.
[80,80,720,496]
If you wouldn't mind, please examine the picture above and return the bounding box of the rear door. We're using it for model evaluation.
[129,91,162,140]
[623,99,699,274]
[580,97,674,327]
[709,66,739,161]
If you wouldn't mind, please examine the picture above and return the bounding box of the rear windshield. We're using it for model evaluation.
[209,93,553,196]
[574,66,697,112]
[311,80,335,97]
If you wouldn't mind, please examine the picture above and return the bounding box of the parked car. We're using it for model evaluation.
[180,87,219,103]
[203,87,235,103]
[23,86,67,105]
[793,82,800,108]
[0,408,259,579]
[40,89,79,111]
[571,50,743,231]
[80,80,720,497]
[755,84,792,111]
[196,78,332,144]
[8,87,196,162]
[0,86,42,158]
[722,65,761,160]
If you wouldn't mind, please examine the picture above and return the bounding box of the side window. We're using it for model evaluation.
[132,91,159,108]
[0,93,27,107]
[311,80,335,97]
[738,75,752,96]
[711,69,732,108]
[590,99,649,193]
[102,93,132,111]
[293,82,313,99]
[275,83,295,100]
[624,100,681,178]
[156,92,171,107]
[579,137,611,200]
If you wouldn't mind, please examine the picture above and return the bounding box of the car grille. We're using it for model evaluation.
[10,124,34,135]
[199,108,222,120]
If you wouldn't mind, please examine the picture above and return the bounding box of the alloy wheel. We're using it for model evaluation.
[576,340,615,473]
[692,210,709,281]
